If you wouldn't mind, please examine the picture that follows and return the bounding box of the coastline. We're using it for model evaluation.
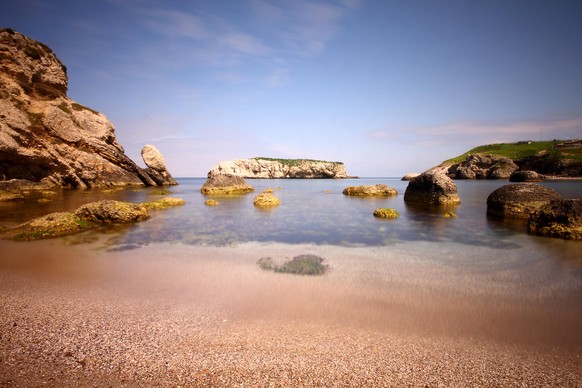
[1,240,581,386]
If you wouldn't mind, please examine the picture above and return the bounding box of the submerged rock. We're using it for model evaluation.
[204,199,219,206]
[486,184,561,219]
[0,190,24,202]
[200,174,254,195]
[404,171,461,206]
[373,208,399,219]
[343,184,398,197]
[257,255,329,275]
[528,199,582,240]
[141,197,186,210]
[253,188,280,208]
[509,170,546,182]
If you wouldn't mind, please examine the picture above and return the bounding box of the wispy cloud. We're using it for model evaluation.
[370,117,582,147]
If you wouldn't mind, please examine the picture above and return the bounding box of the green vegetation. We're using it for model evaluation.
[444,140,582,164]
[57,102,72,115]
[257,255,329,275]
[253,157,343,167]
[71,103,100,115]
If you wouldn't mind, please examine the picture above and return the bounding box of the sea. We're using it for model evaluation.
[1,178,581,348]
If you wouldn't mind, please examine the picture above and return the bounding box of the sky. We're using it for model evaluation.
[2,0,582,177]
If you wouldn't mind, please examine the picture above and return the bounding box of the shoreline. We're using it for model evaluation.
[1,241,581,386]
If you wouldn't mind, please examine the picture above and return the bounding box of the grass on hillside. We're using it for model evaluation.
[444,140,582,164]
[253,157,343,167]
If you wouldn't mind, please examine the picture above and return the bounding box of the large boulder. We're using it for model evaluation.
[509,170,546,182]
[74,200,150,223]
[200,174,254,195]
[342,184,398,197]
[0,29,174,188]
[447,154,519,179]
[403,172,461,206]
[527,199,582,240]
[486,184,561,219]
[401,173,420,181]
[141,145,177,185]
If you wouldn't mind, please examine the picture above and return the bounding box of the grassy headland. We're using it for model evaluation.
[443,140,582,164]
[252,157,343,167]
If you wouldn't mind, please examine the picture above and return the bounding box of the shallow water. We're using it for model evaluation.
[1,178,581,352]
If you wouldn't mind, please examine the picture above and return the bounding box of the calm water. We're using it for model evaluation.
[1,178,581,252]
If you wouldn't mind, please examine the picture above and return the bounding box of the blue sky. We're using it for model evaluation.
[3,0,581,177]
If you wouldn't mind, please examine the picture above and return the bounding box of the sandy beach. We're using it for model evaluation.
[1,240,581,387]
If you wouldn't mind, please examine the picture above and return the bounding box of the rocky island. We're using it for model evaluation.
[427,140,582,179]
[207,157,350,179]
[0,28,176,189]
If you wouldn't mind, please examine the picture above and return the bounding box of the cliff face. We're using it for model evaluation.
[0,28,175,188]
[208,158,349,179]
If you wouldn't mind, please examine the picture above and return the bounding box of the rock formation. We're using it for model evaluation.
[403,171,461,206]
[253,188,281,208]
[200,174,255,195]
[1,198,185,240]
[509,170,546,182]
[0,28,176,188]
[486,184,561,219]
[401,173,420,181]
[342,184,398,197]
[208,158,349,179]
[141,144,177,185]
[373,208,399,219]
[446,154,519,179]
[528,199,582,240]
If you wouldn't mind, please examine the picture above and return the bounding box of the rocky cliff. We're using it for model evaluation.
[208,157,349,179]
[0,28,176,188]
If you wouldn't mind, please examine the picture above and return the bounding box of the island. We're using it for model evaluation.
[207,157,351,179]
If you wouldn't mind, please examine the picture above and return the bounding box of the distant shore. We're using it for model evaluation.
[1,241,580,386]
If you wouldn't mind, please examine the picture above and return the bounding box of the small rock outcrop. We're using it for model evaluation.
[486,184,562,219]
[0,29,176,188]
[253,188,280,208]
[343,184,398,197]
[509,170,546,182]
[401,173,420,181]
[527,199,582,240]
[403,172,461,206]
[141,145,177,185]
[200,174,255,195]
[208,158,349,179]
[447,154,519,179]
[373,208,399,219]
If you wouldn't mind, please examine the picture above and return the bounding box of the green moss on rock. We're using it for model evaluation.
[373,208,399,219]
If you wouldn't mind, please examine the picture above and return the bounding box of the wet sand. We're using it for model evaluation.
[1,240,581,386]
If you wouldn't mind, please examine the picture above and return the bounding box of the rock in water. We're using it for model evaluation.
[253,188,281,208]
[343,184,398,197]
[141,145,177,185]
[509,170,546,182]
[200,174,255,195]
[74,200,150,223]
[486,184,561,219]
[403,172,461,206]
[0,28,175,188]
[528,199,582,240]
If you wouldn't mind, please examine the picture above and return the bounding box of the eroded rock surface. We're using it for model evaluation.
[486,184,561,219]
[141,145,177,185]
[208,158,349,179]
[0,29,175,188]
[200,174,254,195]
[447,154,519,179]
[343,184,398,197]
[528,199,582,240]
